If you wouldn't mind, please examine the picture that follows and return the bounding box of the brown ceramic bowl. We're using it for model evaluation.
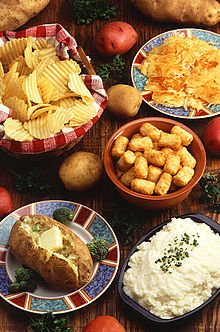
[104,117,206,210]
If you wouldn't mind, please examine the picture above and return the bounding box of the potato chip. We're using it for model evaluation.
[34,58,56,79]
[32,38,48,50]
[24,112,55,139]
[68,72,94,104]
[0,37,28,66]
[24,36,38,70]
[3,64,27,102]
[27,103,52,119]
[42,59,81,92]
[69,99,97,124]
[4,96,28,123]
[0,61,4,78]
[59,97,76,109]
[53,107,74,133]
[25,70,43,104]
[30,105,58,120]
[0,79,6,98]
[4,118,33,141]
[10,56,32,76]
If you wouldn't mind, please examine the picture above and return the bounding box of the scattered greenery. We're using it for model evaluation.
[96,54,126,85]
[199,172,220,213]
[53,207,74,224]
[68,0,116,24]
[102,203,146,245]
[155,233,200,273]
[14,170,53,195]
[29,312,72,332]
[87,238,109,261]
[8,266,38,293]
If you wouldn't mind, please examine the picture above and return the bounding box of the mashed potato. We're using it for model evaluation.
[123,217,220,319]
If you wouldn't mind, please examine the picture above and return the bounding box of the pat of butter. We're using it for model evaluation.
[40,226,63,251]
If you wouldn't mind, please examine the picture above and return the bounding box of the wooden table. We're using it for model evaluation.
[0,0,219,331]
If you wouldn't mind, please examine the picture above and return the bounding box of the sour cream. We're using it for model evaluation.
[123,217,220,319]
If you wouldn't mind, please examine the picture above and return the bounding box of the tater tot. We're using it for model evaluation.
[117,155,132,171]
[171,125,193,146]
[158,132,181,150]
[153,141,160,151]
[131,178,155,195]
[120,167,136,187]
[111,136,129,158]
[115,165,125,179]
[147,165,163,183]
[134,156,148,179]
[139,123,162,141]
[177,147,196,168]
[122,150,136,165]
[143,149,167,167]
[134,151,143,158]
[173,166,194,187]
[161,147,174,156]
[129,136,153,152]
[163,153,181,175]
[155,172,172,196]
[131,133,143,140]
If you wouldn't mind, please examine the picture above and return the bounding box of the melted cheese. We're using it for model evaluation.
[39,226,63,251]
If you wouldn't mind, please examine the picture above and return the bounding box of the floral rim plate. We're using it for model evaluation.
[131,28,220,119]
[0,200,120,314]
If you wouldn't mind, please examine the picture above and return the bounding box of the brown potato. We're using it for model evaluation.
[107,84,142,119]
[59,151,103,191]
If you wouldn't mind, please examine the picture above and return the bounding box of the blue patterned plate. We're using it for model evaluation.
[0,200,120,314]
[131,28,220,119]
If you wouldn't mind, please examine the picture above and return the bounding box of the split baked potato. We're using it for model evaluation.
[130,0,220,26]
[9,215,93,291]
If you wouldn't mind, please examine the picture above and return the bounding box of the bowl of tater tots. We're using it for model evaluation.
[104,118,206,210]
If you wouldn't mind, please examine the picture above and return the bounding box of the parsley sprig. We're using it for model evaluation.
[199,172,220,213]
[96,54,126,85]
[29,312,72,332]
[14,170,53,195]
[68,0,116,24]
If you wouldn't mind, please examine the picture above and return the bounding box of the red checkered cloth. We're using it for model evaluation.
[0,24,108,154]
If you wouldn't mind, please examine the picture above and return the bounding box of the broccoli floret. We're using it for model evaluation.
[8,266,38,293]
[14,266,35,281]
[53,207,74,224]
[8,282,21,293]
[86,238,109,261]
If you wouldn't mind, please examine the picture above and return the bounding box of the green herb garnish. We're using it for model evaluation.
[68,0,116,24]
[8,266,38,293]
[14,170,53,195]
[199,172,220,213]
[155,233,200,273]
[96,54,126,85]
[32,225,41,232]
[29,312,72,332]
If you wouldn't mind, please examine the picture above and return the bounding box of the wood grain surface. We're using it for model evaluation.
[0,0,219,331]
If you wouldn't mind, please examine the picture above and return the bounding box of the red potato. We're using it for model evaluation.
[0,187,13,219]
[95,21,138,56]
[203,117,220,156]
[83,316,126,332]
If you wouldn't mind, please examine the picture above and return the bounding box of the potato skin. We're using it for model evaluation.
[59,151,103,191]
[95,21,138,56]
[130,0,220,26]
[8,215,93,291]
[107,84,142,119]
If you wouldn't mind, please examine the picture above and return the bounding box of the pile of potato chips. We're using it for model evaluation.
[0,36,97,141]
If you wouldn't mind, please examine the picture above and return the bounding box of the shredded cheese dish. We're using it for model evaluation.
[139,34,220,111]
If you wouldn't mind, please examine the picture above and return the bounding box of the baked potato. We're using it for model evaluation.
[8,214,93,291]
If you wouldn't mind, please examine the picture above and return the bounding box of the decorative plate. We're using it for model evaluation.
[0,200,120,314]
[131,28,220,119]
[118,213,220,323]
